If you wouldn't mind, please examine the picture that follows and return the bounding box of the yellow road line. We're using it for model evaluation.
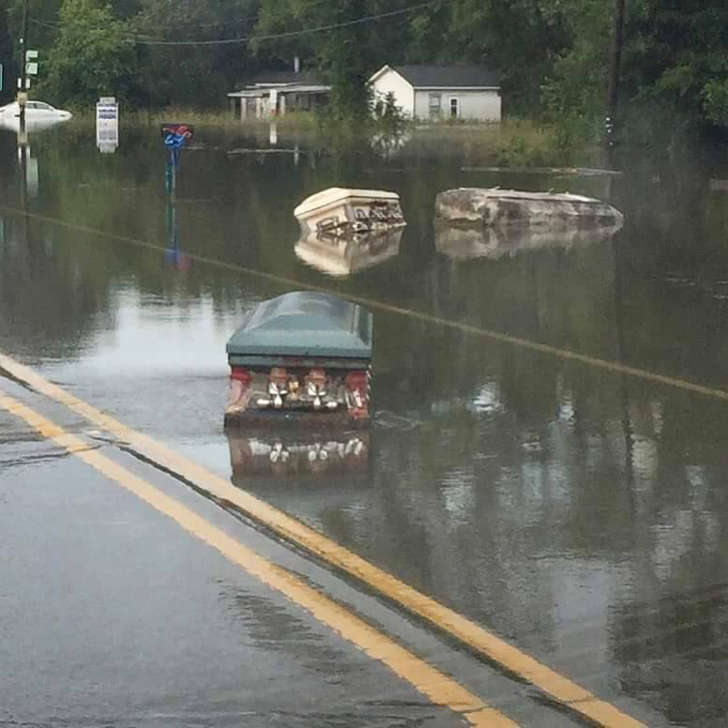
[2,204,728,404]
[0,352,645,727]
[0,390,516,728]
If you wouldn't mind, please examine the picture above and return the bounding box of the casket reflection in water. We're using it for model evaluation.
[227,428,370,481]
[295,227,402,276]
[434,222,622,260]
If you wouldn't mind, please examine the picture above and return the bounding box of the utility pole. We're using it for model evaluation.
[18,0,29,133]
[606,0,625,148]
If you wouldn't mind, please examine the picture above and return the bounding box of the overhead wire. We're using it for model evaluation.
[30,1,436,47]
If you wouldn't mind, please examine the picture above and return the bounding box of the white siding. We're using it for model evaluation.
[413,89,501,122]
[370,68,415,117]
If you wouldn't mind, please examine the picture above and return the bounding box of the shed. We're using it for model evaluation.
[369,64,501,122]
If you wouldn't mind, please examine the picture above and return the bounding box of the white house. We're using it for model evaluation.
[369,65,501,122]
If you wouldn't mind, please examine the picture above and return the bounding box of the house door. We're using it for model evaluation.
[449,97,459,119]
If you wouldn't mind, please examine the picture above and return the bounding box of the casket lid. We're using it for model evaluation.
[226,291,372,360]
[294,187,400,217]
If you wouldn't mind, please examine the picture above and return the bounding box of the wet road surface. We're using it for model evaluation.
[2,123,728,726]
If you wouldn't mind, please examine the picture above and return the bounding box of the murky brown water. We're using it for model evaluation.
[2,121,728,726]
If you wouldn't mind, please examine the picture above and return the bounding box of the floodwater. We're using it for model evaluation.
[2,120,728,727]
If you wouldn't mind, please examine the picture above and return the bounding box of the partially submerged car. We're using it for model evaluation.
[225,291,372,426]
[0,100,72,131]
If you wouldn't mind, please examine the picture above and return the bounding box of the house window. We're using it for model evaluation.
[429,93,441,118]
[449,97,459,119]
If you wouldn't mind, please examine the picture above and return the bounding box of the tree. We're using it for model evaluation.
[701,79,728,128]
[36,0,137,106]
[540,0,613,124]
[445,0,570,114]
[0,0,14,104]
[2,0,64,103]
[253,0,417,120]
[626,0,728,129]
[132,0,259,108]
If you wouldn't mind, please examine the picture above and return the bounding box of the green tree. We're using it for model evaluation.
[701,79,728,128]
[625,0,728,129]
[132,0,259,108]
[36,0,137,106]
[254,0,417,120]
[0,0,14,103]
[540,0,613,130]
[3,0,64,102]
[445,0,570,114]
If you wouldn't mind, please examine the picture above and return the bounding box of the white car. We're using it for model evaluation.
[0,100,72,131]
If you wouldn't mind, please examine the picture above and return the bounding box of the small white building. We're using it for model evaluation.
[369,64,501,122]
[228,70,331,120]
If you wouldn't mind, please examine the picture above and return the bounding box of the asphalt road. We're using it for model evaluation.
[1,373,597,728]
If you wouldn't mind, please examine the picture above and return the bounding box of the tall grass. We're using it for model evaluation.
[415,118,599,166]
[66,106,319,130]
[60,108,600,167]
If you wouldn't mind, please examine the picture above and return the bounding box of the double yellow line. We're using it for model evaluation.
[0,352,645,727]
[0,391,512,727]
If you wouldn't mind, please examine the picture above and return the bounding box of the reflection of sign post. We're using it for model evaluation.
[96,96,119,153]
[25,151,38,198]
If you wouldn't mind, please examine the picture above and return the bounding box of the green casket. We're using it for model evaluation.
[225,291,372,426]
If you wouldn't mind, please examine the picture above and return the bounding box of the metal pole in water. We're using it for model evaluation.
[605,0,625,151]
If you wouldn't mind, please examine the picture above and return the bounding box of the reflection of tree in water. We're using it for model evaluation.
[222,589,346,671]
[306,336,728,721]
[610,141,728,390]
[246,234,728,721]
[218,587,441,726]
[609,491,728,726]
[0,215,116,359]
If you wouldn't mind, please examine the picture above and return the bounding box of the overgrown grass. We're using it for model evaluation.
[66,106,319,130]
[59,107,602,167]
[412,118,600,166]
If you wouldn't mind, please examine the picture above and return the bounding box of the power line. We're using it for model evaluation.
[133,2,435,47]
[30,12,261,34]
[26,0,424,45]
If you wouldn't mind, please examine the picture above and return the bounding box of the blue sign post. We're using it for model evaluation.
[161,123,193,172]
[161,124,193,269]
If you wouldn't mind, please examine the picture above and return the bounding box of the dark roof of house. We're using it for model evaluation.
[392,65,500,88]
[248,70,324,86]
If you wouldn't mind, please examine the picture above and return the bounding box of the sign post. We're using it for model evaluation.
[160,123,194,270]
[17,0,29,129]
[25,49,38,77]
[95,96,119,153]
